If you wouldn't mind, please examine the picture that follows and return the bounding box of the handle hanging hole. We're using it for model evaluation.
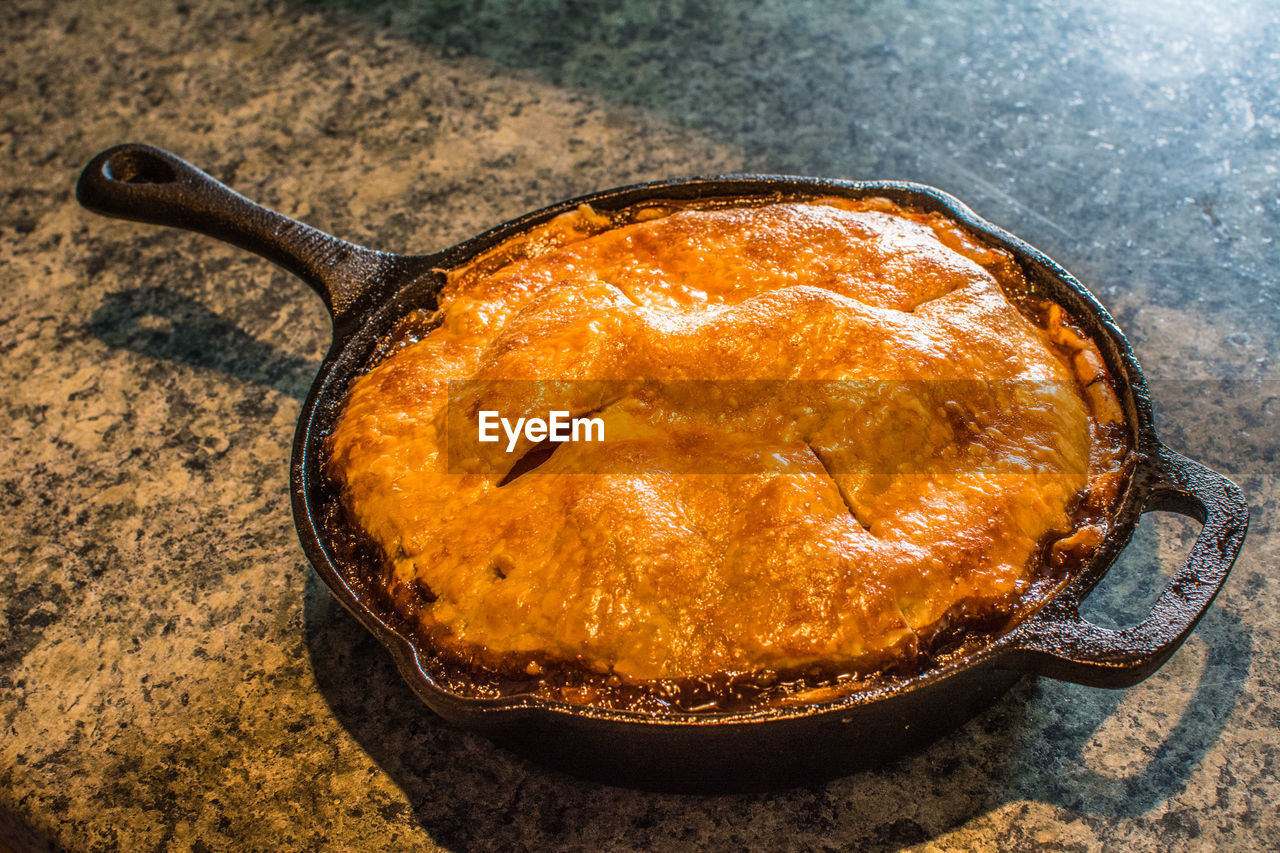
[102,150,178,184]
[1078,511,1199,630]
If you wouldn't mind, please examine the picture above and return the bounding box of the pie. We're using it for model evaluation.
[326,196,1129,709]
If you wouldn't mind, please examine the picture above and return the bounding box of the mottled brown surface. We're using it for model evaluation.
[2,0,1277,850]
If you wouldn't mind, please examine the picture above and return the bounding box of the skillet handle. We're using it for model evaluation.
[76,143,433,325]
[1005,444,1248,688]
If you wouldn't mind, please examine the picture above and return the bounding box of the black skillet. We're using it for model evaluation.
[77,143,1248,792]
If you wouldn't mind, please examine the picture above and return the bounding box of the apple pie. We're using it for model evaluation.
[326,196,1129,706]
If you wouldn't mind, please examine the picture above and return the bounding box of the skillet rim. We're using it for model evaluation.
[289,174,1158,727]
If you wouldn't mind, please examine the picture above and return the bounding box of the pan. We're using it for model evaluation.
[76,143,1248,792]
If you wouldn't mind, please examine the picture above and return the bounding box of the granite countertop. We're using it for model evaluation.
[3,0,1277,849]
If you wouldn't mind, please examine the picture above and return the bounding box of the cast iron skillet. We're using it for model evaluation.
[77,143,1248,792]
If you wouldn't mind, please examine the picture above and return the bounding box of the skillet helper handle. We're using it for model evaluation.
[76,143,424,324]
[1008,444,1248,688]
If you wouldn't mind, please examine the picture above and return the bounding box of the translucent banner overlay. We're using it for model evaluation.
[435,378,1222,478]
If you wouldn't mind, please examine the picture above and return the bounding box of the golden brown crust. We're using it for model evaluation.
[327,197,1129,696]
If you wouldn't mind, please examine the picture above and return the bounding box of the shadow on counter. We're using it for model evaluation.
[0,803,65,853]
[88,287,318,402]
[301,515,1250,851]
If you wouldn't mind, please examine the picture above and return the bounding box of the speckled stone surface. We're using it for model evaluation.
[2,0,1277,850]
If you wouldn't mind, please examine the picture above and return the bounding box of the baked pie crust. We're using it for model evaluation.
[327,197,1128,708]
